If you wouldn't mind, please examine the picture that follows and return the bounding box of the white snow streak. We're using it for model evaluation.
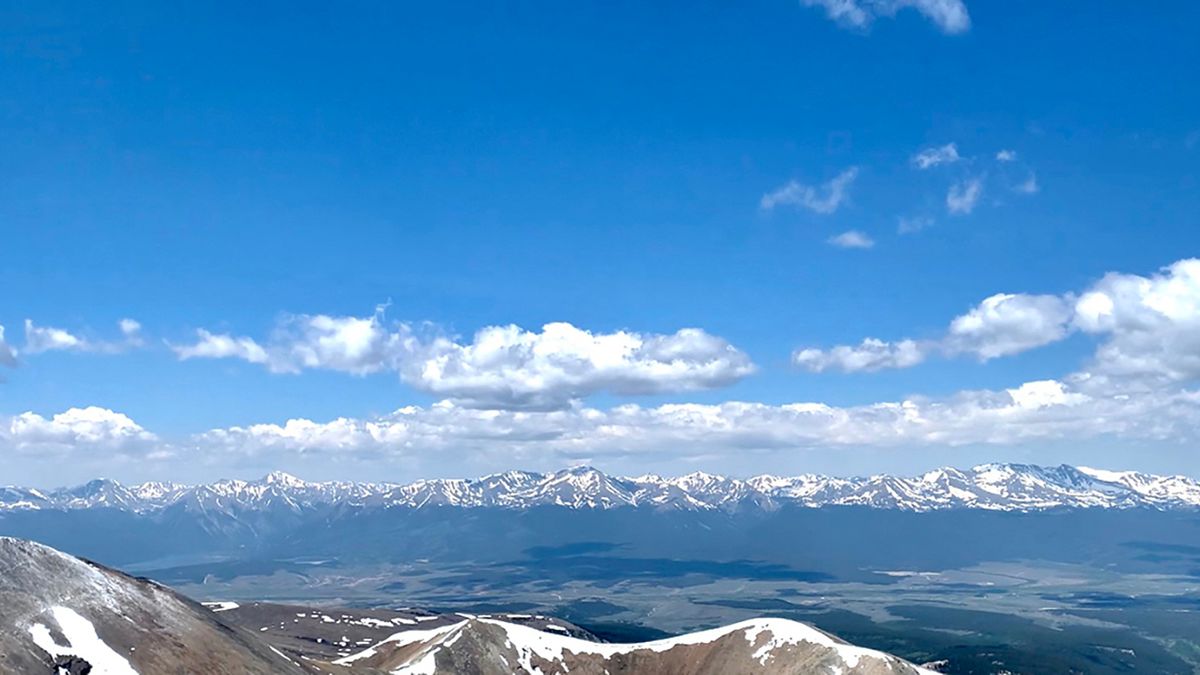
[28,606,139,675]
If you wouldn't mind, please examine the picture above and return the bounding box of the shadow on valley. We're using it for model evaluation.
[7,506,1200,579]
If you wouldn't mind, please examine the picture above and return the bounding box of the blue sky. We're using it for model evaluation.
[2,1,1199,486]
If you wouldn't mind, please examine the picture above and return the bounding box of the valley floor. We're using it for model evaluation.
[167,558,1200,675]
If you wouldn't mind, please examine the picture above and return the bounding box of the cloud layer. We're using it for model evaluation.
[6,259,1200,474]
[173,318,755,410]
[8,377,1196,469]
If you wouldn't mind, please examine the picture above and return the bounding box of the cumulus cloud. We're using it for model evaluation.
[173,311,422,377]
[827,230,875,249]
[911,143,961,169]
[3,407,161,457]
[21,319,144,355]
[945,293,1073,360]
[946,177,983,214]
[794,259,1200,386]
[794,338,926,373]
[996,149,1017,162]
[1072,259,1200,384]
[802,0,971,34]
[402,323,756,410]
[173,329,270,365]
[23,320,87,354]
[760,167,858,214]
[795,292,1072,373]
[172,315,755,410]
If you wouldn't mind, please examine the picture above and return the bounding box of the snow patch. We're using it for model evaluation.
[202,601,239,612]
[29,606,139,675]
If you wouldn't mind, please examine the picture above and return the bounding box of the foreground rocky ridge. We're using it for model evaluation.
[0,537,935,674]
[3,463,1200,514]
[0,537,308,674]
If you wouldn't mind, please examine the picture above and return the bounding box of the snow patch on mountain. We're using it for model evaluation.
[28,606,139,675]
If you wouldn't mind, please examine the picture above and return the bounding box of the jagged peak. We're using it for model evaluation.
[260,471,309,488]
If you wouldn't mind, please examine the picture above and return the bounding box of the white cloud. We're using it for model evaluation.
[0,325,15,368]
[12,259,1200,470]
[11,372,1200,469]
[996,149,1017,162]
[760,167,859,214]
[119,319,144,345]
[1015,172,1039,194]
[827,230,875,249]
[1072,259,1200,384]
[1005,380,1086,410]
[173,329,270,365]
[23,320,88,354]
[794,338,926,373]
[186,378,1197,464]
[946,177,983,214]
[793,292,1072,373]
[793,259,1200,385]
[911,143,961,169]
[3,407,160,456]
[946,293,1074,360]
[15,261,1200,467]
[897,215,934,234]
[21,319,145,355]
[172,316,755,410]
[403,323,755,410]
[802,0,971,34]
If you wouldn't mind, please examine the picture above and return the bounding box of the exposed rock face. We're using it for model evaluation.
[0,536,937,674]
[0,537,310,674]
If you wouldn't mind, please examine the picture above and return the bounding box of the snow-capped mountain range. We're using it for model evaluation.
[3,464,1199,514]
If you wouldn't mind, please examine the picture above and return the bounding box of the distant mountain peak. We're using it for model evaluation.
[260,471,308,488]
[6,463,1199,515]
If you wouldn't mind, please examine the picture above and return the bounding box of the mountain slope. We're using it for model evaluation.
[0,537,312,674]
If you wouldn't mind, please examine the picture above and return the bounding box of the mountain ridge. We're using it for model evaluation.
[4,463,1199,514]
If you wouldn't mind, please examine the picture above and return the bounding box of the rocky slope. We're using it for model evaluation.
[0,537,310,674]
